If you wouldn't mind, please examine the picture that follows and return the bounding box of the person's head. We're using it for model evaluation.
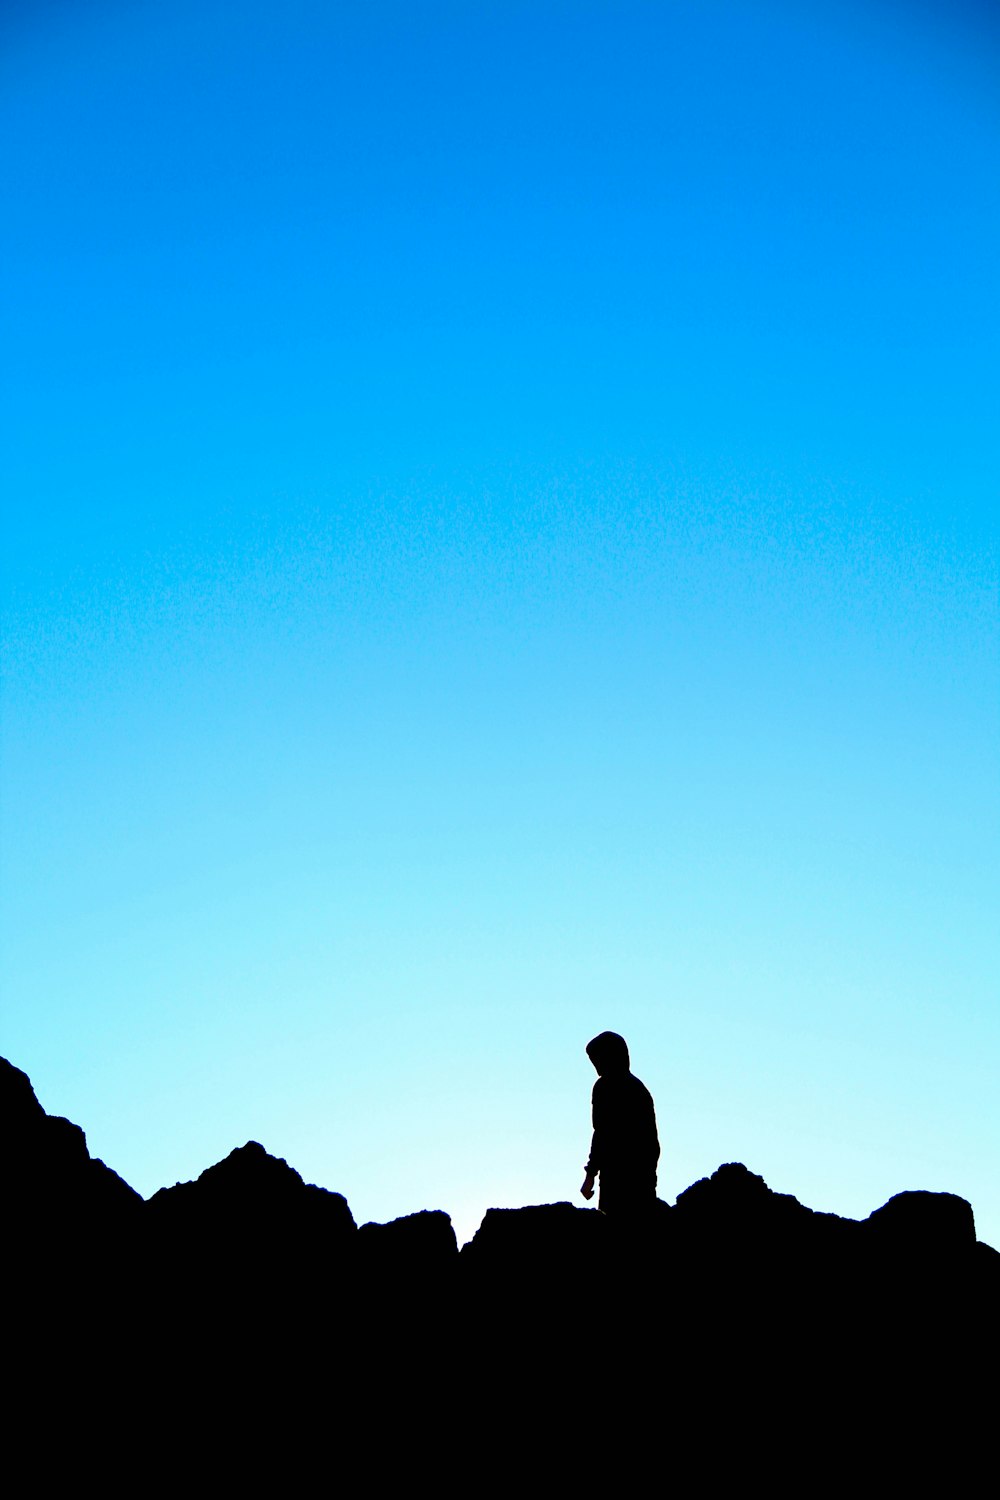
[586,1031,630,1076]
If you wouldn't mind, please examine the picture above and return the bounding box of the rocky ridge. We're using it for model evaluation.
[4,1055,995,1485]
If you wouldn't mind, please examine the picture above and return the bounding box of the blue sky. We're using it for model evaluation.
[2,0,997,1247]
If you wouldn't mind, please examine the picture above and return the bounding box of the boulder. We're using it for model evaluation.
[863,1189,977,1253]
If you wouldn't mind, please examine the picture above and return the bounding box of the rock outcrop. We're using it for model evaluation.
[147,1139,356,1281]
[3,1055,996,1484]
[1,1055,142,1242]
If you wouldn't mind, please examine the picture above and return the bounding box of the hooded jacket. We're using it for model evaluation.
[585,1031,660,1185]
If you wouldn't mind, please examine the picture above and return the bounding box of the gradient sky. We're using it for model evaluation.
[2,0,997,1249]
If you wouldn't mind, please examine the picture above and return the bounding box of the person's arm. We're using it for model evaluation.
[580,1080,603,1200]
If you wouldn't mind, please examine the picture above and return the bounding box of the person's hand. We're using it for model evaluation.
[581,1170,596,1201]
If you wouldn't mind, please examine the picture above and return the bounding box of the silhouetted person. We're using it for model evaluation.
[581,1032,659,1218]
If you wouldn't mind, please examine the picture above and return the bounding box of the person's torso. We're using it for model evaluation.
[595,1072,659,1164]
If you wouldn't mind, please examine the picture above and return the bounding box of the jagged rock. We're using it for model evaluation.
[147,1139,355,1236]
[146,1139,356,1302]
[672,1160,858,1260]
[460,1201,611,1319]
[675,1160,810,1226]
[359,1208,458,1275]
[462,1200,604,1270]
[356,1210,459,1361]
[3,1053,998,1481]
[863,1189,977,1253]
[0,1055,142,1244]
[0,1053,46,1129]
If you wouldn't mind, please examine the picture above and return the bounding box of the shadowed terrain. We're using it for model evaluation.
[4,1056,995,1486]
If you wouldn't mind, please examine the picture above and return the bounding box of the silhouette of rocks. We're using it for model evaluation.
[359,1207,458,1276]
[673,1159,851,1243]
[3,1056,146,1468]
[354,1209,460,1408]
[145,1138,358,1362]
[148,1138,356,1245]
[462,1199,605,1273]
[863,1187,977,1252]
[357,1207,458,1336]
[1,1056,141,1265]
[3,1054,998,1481]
